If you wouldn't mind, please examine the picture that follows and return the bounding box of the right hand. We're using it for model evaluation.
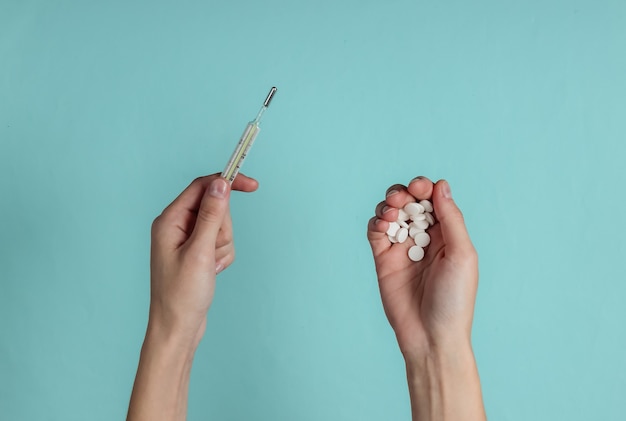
[366,177,479,359]
[149,173,258,346]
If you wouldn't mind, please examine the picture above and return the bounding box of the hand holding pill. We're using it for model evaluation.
[367,176,479,358]
[367,177,485,419]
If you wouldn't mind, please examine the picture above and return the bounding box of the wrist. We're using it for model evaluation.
[147,300,207,351]
[144,316,203,358]
[397,325,472,361]
[404,342,485,421]
[404,340,475,385]
[128,318,199,420]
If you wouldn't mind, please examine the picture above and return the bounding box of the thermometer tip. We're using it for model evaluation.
[263,87,277,107]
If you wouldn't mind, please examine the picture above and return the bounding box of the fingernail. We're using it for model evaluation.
[386,189,399,198]
[209,178,228,198]
[442,181,452,199]
[410,176,425,183]
[216,263,224,274]
[383,206,394,214]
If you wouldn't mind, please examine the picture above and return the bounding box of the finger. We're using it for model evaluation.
[216,252,235,275]
[432,180,474,256]
[367,216,391,257]
[215,213,233,249]
[214,207,234,263]
[368,215,389,234]
[231,172,259,192]
[385,185,419,210]
[163,172,257,218]
[385,184,406,197]
[375,200,398,222]
[407,176,434,201]
[187,178,231,251]
[215,242,234,263]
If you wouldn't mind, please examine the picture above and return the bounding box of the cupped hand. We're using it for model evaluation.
[367,177,478,359]
[149,173,258,345]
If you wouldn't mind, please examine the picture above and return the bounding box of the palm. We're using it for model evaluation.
[374,222,450,351]
[368,178,477,354]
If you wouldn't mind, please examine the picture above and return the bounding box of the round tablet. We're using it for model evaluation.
[424,212,435,226]
[396,227,409,243]
[386,222,400,236]
[414,219,429,230]
[404,202,425,216]
[414,232,431,247]
[398,208,410,222]
[408,246,425,262]
[411,214,426,221]
[388,234,398,243]
[409,226,424,238]
[419,200,434,213]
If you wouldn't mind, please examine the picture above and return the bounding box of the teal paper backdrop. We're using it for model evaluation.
[1,0,625,420]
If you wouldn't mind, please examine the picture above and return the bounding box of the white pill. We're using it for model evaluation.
[398,219,409,229]
[409,226,424,238]
[411,213,426,221]
[404,202,425,216]
[424,212,435,226]
[414,219,429,230]
[408,246,425,262]
[408,221,425,231]
[419,200,433,213]
[396,227,409,243]
[414,232,431,247]
[388,234,398,243]
[386,221,400,237]
[398,208,410,222]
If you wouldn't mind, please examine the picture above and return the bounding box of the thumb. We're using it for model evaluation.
[189,177,231,250]
[433,180,474,257]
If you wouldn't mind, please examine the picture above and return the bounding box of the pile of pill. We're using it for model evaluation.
[386,199,436,262]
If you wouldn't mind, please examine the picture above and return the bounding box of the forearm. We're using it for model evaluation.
[127,322,198,421]
[405,342,486,421]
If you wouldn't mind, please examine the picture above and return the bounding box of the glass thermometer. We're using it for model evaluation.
[221,87,277,183]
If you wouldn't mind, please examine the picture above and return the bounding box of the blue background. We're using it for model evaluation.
[1,0,625,419]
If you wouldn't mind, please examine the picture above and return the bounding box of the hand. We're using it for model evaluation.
[367,177,478,359]
[148,173,258,346]
[127,172,258,421]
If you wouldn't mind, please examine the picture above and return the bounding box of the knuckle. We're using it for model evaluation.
[190,175,212,190]
[222,232,233,246]
[225,251,235,267]
[197,207,218,224]
[456,208,466,223]
[466,246,478,263]
[192,176,205,185]
[217,227,233,245]
[449,204,465,221]
[441,207,466,226]
[456,245,478,266]
[151,215,164,235]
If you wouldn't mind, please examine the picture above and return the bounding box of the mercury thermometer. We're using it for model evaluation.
[221,87,277,183]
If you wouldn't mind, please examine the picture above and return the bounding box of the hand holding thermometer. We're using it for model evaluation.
[221,87,277,183]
